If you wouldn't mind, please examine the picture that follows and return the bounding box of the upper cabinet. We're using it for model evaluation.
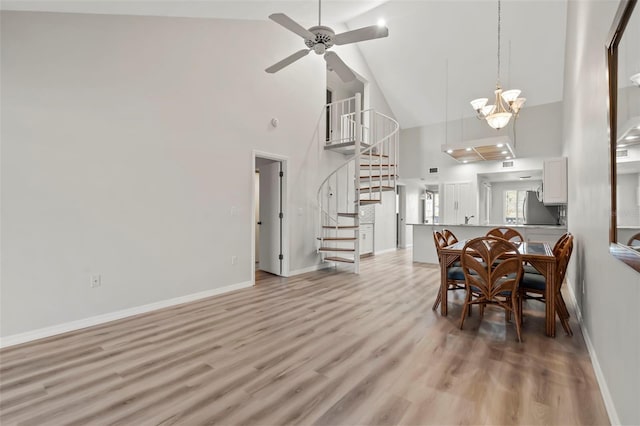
[543,157,568,205]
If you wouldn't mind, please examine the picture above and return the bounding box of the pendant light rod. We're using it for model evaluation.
[468,0,526,132]
[319,0,322,26]
[496,0,501,87]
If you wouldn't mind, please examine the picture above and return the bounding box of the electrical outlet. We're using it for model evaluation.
[231,256,238,265]
[90,274,101,288]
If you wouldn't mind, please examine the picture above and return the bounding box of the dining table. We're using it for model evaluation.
[438,240,558,337]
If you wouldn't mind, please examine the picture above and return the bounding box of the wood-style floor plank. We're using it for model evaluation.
[0,250,609,425]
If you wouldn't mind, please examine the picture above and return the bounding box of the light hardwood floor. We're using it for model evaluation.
[0,249,609,425]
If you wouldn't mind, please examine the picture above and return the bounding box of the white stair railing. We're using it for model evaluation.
[317,93,400,273]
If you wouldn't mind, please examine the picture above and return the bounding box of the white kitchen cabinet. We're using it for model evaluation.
[443,182,475,224]
[543,157,567,205]
[360,224,374,256]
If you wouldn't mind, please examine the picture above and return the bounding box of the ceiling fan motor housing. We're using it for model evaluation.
[305,26,335,54]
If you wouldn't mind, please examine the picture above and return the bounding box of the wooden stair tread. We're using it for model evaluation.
[324,256,355,263]
[361,153,389,158]
[359,200,381,205]
[360,186,395,191]
[360,174,398,179]
[317,237,357,241]
[360,164,397,168]
[319,247,356,252]
[322,225,359,229]
[337,212,359,217]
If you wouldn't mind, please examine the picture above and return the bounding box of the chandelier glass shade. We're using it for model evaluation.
[470,1,526,130]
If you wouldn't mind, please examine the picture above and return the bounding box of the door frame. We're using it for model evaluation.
[252,150,290,284]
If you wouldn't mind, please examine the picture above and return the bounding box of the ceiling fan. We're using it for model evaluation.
[265,0,389,82]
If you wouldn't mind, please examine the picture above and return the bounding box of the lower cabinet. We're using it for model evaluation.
[360,224,374,256]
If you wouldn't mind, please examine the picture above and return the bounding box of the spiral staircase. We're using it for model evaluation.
[317,93,400,273]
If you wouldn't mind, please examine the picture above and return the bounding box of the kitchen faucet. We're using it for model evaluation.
[464,215,475,224]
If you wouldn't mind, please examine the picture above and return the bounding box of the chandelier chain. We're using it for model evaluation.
[497,0,501,87]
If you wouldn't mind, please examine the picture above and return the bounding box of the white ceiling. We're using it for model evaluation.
[1,0,568,129]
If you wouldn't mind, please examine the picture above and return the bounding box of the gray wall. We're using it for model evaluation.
[0,11,397,338]
[563,1,640,424]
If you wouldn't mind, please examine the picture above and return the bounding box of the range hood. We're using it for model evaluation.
[441,136,515,164]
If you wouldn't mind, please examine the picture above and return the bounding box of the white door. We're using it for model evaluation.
[254,171,260,264]
[457,182,472,224]
[258,160,282,275]
[397,186,407,248]
[443,183,457,224]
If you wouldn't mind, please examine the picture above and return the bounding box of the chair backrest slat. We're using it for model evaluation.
[486,227,524,242]
[461,236,523,299]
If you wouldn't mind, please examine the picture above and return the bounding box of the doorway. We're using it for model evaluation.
[253,152,289,282]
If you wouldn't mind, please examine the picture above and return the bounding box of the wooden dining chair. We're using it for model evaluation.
[520,234,574,335]
[523,232,571,274]
[432,230,466,311]
[442,229,458,245]
[627,232,640,246]
[486,227,524,242]
[459,236,524,342]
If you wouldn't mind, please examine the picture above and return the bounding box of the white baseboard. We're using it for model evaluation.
[0,280,253,349]
[375,247,398,255]
[289,262,333,276]
[566,282,620,425]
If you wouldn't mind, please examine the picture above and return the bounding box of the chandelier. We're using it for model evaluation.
[470,0,526,130]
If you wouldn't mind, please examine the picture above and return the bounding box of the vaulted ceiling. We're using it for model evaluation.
[2,0,568,129]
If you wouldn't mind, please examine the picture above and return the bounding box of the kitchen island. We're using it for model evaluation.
[411,223,568,264]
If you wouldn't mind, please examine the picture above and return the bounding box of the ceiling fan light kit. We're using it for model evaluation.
[265,0,389,83]
[470,0,526,130]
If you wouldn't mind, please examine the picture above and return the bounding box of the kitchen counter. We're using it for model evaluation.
[410,223,566,229]
[411,223,567,264]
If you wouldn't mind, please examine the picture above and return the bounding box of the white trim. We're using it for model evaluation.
[0,280,252,349]
[565,282,620,426]
[289,262,333,276]
[375,247,399,255]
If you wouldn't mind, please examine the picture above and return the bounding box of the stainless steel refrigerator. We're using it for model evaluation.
[523,190,559,225]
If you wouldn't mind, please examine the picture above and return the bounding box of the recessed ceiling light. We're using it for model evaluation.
[625,135,639,140]
[465,147,472,152]
[501,150,508,154]
[446,149,453,154]
[619,144,627,148]
[377,18,386,27]
[506,156,511,160]
[463,160,468,164]
[496,143,504,148]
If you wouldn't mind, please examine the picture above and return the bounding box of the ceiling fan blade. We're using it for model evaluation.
[324,52,356,83]
[334,25,389,46]
[269,13,316,40]
[265,49,311,74]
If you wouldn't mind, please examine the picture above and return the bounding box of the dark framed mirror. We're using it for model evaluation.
[608,0,640,270]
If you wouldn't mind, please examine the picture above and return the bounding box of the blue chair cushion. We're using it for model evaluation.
[447,266,466,281]
[523,264,541,275]
[521,272,546,291]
